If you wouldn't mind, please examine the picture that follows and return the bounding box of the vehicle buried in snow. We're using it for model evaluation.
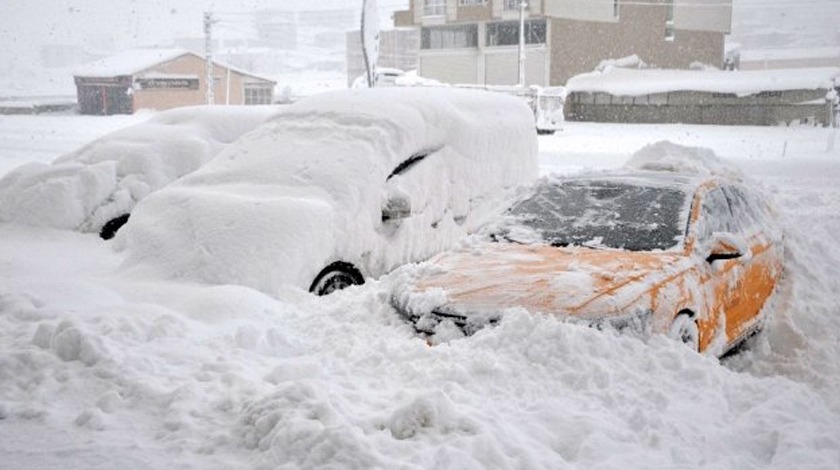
[116,87,539,295]
[0,105,275,239]
[391,145,784,356]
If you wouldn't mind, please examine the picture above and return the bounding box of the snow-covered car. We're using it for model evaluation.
[117,87,539,295]
[392,146,784,356]
[0,105,276,239]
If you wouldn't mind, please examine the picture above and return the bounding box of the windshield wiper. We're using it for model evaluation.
[489,233,526,245]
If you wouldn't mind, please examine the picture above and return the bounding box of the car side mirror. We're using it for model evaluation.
[382,194,411,222]
[704,232,746,264]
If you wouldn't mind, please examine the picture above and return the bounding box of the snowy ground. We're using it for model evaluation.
[1,115,839,469]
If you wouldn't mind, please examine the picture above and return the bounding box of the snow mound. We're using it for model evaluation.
[626,141,744,180]
[0,105,275,233]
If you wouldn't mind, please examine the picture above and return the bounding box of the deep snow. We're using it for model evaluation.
[1,116,839,469]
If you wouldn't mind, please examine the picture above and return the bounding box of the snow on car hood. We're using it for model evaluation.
[398,242,688,320]
[0,105,275,232]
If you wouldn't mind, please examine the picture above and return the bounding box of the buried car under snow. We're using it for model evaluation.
[116,87,539,295]
[392,147,784,356]
[0,105,275,239]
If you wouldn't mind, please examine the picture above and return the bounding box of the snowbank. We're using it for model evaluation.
[0,105,275,233]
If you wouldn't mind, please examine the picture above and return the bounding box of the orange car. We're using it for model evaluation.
[391,171,784,355]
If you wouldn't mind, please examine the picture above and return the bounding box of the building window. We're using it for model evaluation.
[503,0,522,11]
[244,84,273,105]
[486,19,546,46]
[665,0,675,40]
[424,0,445,16]
[421,24,479,49]
[614,0,620,18]
[459,0,486,5]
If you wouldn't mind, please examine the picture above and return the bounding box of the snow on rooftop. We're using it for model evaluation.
[73,49,276,83]
[566,67,840,97]
[73,49,193,78]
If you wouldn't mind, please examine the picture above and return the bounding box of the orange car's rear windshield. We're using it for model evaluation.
[505,178,690,252]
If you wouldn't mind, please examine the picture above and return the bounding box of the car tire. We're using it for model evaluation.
[669,313,699,352]
[100,213,130,240]
[309,262,365,296]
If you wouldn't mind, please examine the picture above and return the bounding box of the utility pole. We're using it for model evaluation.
[204,11,216,105]
[361,0,380,88]
[518,1,528,88]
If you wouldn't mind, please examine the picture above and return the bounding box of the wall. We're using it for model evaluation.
[548,3,724,85]
[419,50,481,84]
[545,0,619,23]
[565,89,834,126]
[484,48,548,85]
[133,54,254,111]
[457,4,492,22]
[674,0,732,33]
[544,0,731,32]
[397,0,544,26]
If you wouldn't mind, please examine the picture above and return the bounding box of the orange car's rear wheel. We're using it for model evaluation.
[669,313,699,352]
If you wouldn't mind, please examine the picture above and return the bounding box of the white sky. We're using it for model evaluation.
[0,1,407,69]
[0,0,836,59]
[0,0,837,95]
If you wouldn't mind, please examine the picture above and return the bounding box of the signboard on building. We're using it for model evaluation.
[75,76,132,87]
[136,77,200,90]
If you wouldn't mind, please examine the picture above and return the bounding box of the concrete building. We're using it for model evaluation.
[394,0,732,86]
[346,28,421,86]
[73,49,275,115]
